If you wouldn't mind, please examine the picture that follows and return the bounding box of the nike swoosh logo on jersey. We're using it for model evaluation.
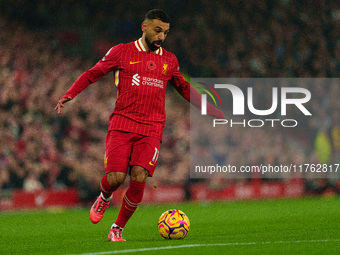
[130,61,141,64]
[149,161,155,166]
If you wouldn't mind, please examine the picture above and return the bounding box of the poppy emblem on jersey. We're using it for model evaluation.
[147,60,156,70]
[162,64,168,75]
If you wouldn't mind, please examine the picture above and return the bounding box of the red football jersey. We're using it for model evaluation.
[64,39,190,140]
[61,38,223,140]
[100,38,191,140]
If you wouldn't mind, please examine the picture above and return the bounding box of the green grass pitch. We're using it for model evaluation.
[0,197,339,255]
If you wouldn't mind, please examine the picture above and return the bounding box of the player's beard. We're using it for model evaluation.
[145,34,162,52]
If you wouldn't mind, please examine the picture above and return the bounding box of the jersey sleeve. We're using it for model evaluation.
[61,44,123,100]
[169,56,190,96]
[96,44,123,75]
[62,65,104,99]
[169,56,225,119]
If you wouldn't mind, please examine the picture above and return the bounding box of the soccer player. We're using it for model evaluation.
[55,9,224,242]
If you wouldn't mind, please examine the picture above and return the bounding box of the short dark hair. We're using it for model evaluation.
[145,9,171,23]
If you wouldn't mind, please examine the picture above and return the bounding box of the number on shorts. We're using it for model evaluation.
[152,147,159,163]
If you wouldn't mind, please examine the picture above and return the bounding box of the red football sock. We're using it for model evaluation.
[100,174,118,200]
[114,180,146,228]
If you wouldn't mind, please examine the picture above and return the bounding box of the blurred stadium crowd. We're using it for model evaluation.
[0,0,339,199]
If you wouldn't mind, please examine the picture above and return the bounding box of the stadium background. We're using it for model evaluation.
[0,0,339,210]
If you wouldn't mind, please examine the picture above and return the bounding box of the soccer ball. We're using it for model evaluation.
[158,209,190,239]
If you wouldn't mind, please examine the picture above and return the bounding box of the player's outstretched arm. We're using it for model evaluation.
[170,57,225,119]
[54,63,107,115]
[54,96,72,114]
[186,85,225,119]
[170,71,225,119]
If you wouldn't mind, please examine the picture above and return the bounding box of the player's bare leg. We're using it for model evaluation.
[108,166,148,242]
[90,172,126,224]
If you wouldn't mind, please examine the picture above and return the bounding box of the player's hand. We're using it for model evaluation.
[214,109,225,119]
[54,97,72,114]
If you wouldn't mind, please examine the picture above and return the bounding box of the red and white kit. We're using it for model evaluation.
[61,38,223,174]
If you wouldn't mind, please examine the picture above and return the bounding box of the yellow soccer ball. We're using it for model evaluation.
[158,209,190,239]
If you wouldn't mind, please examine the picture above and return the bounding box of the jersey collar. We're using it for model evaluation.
[134,38,163,55]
